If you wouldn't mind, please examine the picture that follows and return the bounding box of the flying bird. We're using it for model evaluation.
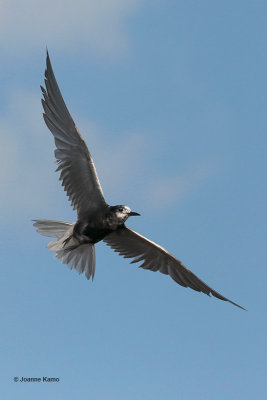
[33,51,245,310]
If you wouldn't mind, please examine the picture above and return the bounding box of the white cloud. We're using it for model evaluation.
[1,0,216,222]
[143,163,214,210]
[0,89,148,222]
[0,0,143,57]
[1,88,215,225]
[0,91,56,219]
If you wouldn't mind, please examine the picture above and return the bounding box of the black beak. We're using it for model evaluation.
[129,211,140,216]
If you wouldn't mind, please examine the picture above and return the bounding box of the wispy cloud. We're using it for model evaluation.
[0,90,148,221]
[0,90,56,219]
[1,89,215,224]
[144,163,215,210]
[0,0,144,58]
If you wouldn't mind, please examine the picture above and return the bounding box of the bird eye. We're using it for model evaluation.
[118,207,123,212]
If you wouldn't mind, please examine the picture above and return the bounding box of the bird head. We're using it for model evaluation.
[110,205,140,223]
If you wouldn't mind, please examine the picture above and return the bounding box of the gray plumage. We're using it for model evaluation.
[41,54,106,217]
[33,51,245,310]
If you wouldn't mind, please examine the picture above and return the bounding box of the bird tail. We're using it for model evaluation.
[33,219,96,280]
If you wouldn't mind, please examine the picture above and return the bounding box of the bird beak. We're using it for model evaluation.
[129,211,140,216]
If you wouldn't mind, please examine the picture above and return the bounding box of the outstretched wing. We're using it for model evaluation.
[104,227,245,310]
[41,51,107,217]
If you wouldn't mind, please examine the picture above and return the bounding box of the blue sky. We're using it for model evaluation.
[1,1,266,399]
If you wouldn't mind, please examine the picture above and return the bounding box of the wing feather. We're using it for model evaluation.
[41,51,106,216]
[104,227,245,310]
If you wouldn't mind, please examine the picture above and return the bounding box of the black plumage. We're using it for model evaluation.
[33,51,245,310]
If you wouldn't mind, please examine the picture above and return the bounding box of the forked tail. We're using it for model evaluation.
[33,219,95,280]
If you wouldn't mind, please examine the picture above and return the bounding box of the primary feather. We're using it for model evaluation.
[41,52,106,217]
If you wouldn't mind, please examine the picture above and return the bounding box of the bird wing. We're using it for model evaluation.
[41,51,107,217]
[103,227,245,310]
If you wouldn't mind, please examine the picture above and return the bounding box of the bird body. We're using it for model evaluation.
[33,51,245,310]
[71,205,138,245]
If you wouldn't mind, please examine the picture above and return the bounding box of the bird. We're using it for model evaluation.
[33,51,245,310]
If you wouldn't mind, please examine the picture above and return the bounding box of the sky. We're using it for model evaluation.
[0,1,266,399]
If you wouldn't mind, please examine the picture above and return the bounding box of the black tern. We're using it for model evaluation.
[33,51,245,310]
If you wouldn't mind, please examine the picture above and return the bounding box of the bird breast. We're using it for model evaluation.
[73,213,123,244]
[105,214,124,230]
